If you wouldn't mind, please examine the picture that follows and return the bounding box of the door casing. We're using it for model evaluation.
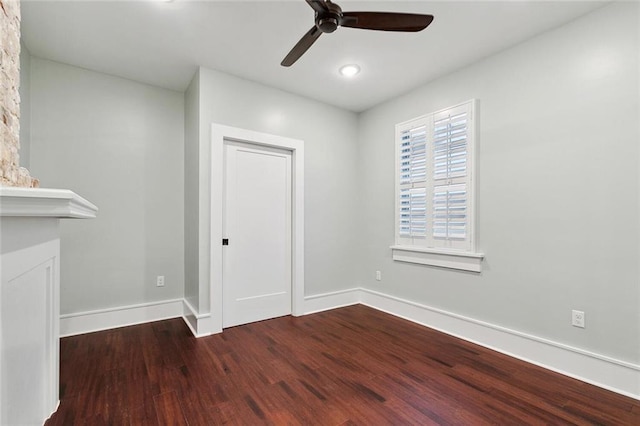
[210,124,304,333]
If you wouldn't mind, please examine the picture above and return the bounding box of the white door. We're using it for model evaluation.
[223,141,292,328]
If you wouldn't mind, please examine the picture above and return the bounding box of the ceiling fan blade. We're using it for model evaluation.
[281,26,323,67]
[340,12,434,32]
[306,0,328,14]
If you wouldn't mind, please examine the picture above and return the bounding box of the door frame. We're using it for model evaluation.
[211,124,304,332]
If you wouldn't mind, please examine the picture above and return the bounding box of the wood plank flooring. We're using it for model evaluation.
[46,305,639,425]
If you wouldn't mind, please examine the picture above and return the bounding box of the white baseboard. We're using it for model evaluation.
[60,299,183,337]
[304,287,640,400]
[303,288,360,314]
[181,298,217,338]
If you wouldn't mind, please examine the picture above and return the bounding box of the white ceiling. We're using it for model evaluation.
[21,0,606,112]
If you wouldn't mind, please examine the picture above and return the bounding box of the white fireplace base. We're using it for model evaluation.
[0,188,97,425]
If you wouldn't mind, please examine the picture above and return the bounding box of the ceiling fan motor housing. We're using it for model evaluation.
[315,2,342,33]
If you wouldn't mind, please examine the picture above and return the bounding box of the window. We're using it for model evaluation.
[392,100,483,272]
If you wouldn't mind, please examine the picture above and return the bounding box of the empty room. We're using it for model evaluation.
[1,0,638,424]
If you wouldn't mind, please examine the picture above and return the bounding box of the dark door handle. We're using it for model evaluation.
[222,238,229,246]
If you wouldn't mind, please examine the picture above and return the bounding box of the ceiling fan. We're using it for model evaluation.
[281,0,434,67]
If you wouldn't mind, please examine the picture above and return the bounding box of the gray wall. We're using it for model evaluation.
[18,41,30,169]
[29,58,185,314]
[188,67,360,314]
[357,2,639,363]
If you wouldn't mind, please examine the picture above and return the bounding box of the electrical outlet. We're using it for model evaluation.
[375,271,382,281]
[572,310,585,328]
[156,275,165,287]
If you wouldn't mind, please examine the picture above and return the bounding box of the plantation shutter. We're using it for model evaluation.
[398,121,428,240]
[395,100,475,253]
[431,104,471,250]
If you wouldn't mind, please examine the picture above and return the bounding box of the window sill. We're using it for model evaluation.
[390,245,484,272]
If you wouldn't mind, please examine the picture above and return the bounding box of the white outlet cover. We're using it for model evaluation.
[572,310,585,328]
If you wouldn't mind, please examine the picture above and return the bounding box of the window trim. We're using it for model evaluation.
[390,245,484,272]
[392,99,484,272]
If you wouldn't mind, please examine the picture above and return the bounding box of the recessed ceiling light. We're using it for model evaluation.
[339,64,361,77]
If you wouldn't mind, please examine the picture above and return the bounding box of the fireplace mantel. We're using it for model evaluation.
[0,187,97,425]
[0,187,98,218]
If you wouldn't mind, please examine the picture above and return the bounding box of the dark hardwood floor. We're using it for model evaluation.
[46,305,639,425]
